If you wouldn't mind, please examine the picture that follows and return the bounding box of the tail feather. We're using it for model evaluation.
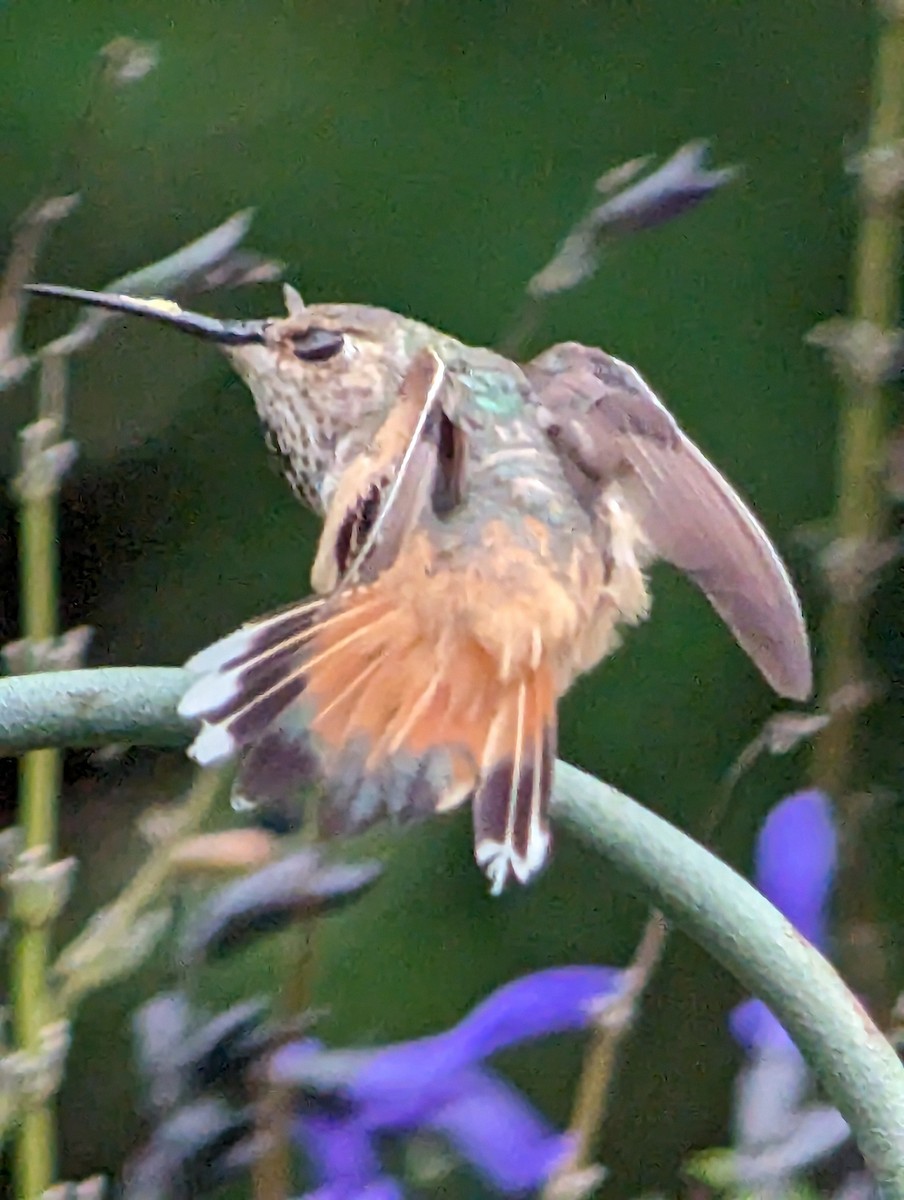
[473,671,556,894]
[183,598,326,679]
[178,581,557,890]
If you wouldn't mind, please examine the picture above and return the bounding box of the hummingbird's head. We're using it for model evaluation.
[26,282,431,512]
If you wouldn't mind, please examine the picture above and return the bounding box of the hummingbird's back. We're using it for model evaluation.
[418,352,650,690]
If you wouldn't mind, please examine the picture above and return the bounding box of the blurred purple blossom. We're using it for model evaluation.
[752,788,837,949]
[720,789,857,1194]
[729,789,837,1055]
[588,140,738,238]
[271,966,626,1198]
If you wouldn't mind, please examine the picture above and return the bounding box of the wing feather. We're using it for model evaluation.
[524,342,812,700]
[311,347,464,593]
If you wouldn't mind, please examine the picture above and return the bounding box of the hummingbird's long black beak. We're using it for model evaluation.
[26,284,268,346]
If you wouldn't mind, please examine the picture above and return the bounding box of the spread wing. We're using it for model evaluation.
[524,341,812,701]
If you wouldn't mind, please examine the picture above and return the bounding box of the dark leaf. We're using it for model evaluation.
[122,1099,255,1200]
[180,1000,270,1096]
[888,426,904,500]
[180,850,382,961]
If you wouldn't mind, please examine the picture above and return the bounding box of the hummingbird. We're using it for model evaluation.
[28,282,812,893]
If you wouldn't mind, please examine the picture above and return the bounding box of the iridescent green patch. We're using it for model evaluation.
[461,369,523,417]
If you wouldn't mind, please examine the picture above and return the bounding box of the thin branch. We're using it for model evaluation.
[544,911,669,1199]
[0,669,902,1195]
[0,195,80,390]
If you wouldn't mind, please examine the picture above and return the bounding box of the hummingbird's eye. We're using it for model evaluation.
[290,327,344,362]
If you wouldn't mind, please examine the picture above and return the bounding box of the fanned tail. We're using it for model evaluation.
[473,672,556,895]
[177,582,557,890]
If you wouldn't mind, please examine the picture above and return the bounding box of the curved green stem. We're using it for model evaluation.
[1,667,903,1192]
[553,761,904,1194]
[0,666,189,752]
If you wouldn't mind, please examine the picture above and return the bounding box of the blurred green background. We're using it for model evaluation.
[1,1,901,1196]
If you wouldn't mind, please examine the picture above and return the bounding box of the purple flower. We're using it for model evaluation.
[751,789,836,950]
[729,790,836,1056]
[528,141,738,297]
[588,140,738,238]
[272,966,625,1198]
[724,790,852,1190]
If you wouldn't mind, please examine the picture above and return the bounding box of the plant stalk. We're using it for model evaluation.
[812,2,904,796]
[810,1,904,1007]
[13,461,63,1199]
[544,911,668,1197]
